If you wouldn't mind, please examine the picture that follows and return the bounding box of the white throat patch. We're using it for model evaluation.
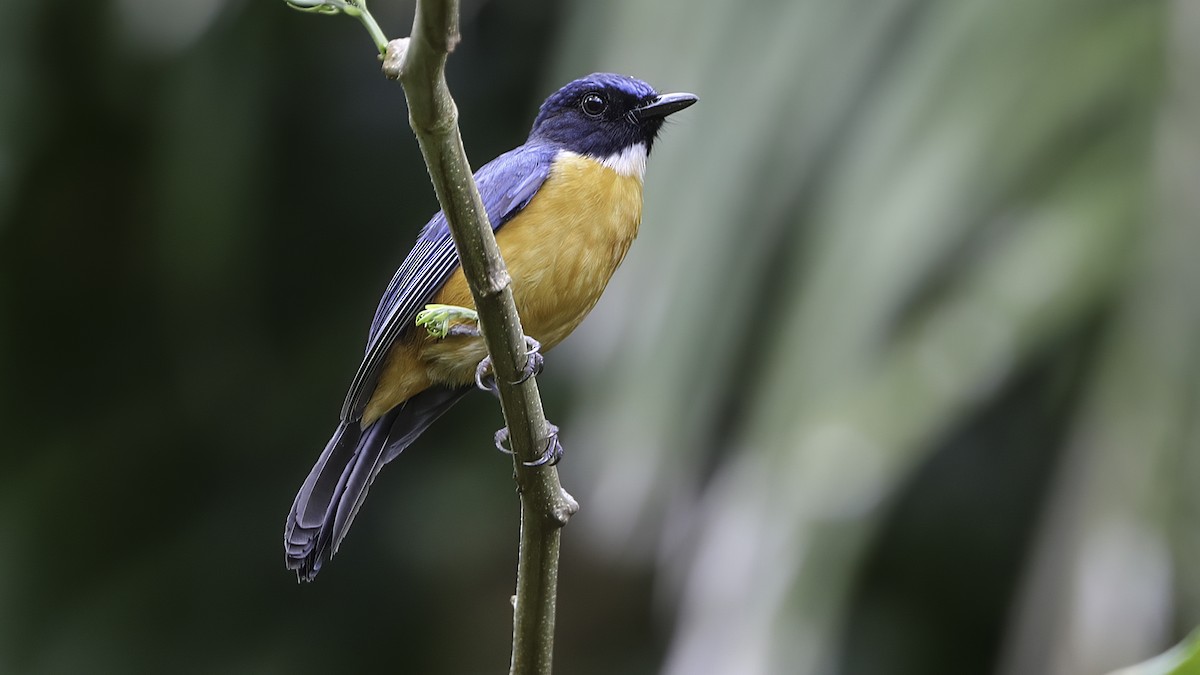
[596,143,648,180]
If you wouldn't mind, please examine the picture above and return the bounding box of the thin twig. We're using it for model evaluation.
[381,2,578,673]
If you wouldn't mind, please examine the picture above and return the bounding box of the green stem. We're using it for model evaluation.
[382,2,578,673]
[349,3,388,56]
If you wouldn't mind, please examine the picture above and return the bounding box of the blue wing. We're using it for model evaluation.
[339,142,558,422]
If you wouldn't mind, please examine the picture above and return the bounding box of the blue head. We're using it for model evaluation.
[529,73,697,160]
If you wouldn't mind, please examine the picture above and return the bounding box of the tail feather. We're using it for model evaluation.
[284,386,470,581]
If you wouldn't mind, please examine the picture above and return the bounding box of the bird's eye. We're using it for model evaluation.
[581,93,607,117]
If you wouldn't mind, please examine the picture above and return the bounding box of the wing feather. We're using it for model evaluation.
[340,143,558,421]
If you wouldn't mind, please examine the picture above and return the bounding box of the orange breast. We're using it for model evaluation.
[493,151,644,347]
[362,151,644,424]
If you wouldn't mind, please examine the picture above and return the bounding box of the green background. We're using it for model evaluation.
[1,0,1197,673]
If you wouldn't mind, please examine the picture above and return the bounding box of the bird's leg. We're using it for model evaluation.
[484,339,552,463]
[474,334,543,394]
[495,423,564,467]
[417,304,543,388]
[417,303,551,461]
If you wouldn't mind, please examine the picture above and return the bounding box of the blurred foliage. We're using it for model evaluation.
[1109,629,1200,675]
[0,0,1196,674]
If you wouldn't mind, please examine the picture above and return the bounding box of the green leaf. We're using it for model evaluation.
[416,304,479,339]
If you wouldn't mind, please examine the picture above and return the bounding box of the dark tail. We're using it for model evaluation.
[284,386,470,581]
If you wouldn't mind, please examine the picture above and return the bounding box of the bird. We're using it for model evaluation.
[284,72,697,582]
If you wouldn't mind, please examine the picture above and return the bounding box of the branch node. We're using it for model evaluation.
[550,489,580,527]
[382,38,410,80]
[485,268,512,297]
[409,104,460,137]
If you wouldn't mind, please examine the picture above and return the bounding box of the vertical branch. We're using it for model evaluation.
[380,2,579,673]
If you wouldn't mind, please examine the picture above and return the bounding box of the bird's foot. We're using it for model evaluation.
[415,305,542,392]
[495,422,564,467]
[474,334,543,394]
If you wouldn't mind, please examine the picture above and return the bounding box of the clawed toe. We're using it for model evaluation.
[474,335,543,393]
[525,423,563,467]
[514,336,543,385]
[492,423,564,467]
[494,426,512,455]
[475,355,497,394]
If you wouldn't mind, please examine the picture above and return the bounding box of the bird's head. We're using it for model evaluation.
[529,73,697,176]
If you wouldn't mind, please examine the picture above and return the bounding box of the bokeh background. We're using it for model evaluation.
[2,0,1197,673]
